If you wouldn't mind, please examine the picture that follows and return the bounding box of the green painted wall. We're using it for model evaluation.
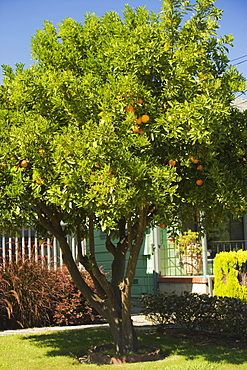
[91,229,154,299]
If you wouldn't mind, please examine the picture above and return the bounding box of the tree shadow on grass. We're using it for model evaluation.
[138,328,247,367]
[22,327,113,358]
[22,326,247,366]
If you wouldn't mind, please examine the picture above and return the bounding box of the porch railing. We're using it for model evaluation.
[210,240,247,253]
[162,240,247,277]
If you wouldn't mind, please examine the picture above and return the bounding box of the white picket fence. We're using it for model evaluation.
[0,227,86,269]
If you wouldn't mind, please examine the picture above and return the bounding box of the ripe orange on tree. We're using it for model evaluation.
[20,160,28,168]
[133,125,140,133]
[125,105,135,112]
[168,159,176,166]
[190,156,199,164]
[197,165,204,170]
[196,179,203,186]
[136,98,144,104]
[136,117,142,125]
[36,177,44,185]
[159,224,166,229]
[139,130,145,134]
[141,114,150,123]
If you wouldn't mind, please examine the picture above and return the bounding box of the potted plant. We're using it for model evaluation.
[176,230,202,275]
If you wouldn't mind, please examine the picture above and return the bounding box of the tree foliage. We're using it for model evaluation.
[0,0,246,354]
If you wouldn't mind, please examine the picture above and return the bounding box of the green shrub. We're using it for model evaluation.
[141,292,211,331]
[0,259,100,330]
[212,295,247,338]
[140,292,177,326]
[214,250,247,301]
[141,291,247,338]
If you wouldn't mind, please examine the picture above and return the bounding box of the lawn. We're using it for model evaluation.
[0,326,247,370]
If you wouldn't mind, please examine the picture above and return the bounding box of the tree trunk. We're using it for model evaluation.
[35,204,147,356]
[108,315,138,354]
[121,278,138,352]
[57,232,138,354]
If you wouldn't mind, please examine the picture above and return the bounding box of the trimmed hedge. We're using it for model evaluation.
[141,291,247,338]
[214,250,247,301]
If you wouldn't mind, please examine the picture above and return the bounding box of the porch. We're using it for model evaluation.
[158,235,247,296]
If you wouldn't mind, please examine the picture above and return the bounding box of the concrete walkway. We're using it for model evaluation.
[0,314,153,336]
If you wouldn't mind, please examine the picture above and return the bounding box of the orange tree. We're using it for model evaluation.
[0,0,246,355]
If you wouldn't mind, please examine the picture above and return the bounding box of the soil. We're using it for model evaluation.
[87,343,161,364]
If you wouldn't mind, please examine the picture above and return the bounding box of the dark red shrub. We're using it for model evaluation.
[52,266,100,326]
[0,259,100,330]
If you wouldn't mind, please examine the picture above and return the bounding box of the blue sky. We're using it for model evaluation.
[0,0,246,93]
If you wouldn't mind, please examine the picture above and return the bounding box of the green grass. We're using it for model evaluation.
[0,327,247,370]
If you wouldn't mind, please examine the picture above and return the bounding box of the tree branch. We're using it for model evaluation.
[127,213,133,251]
[34,204,61,238]
[106,234,116,255]
[85,214,117,303]
[125,205,148,285]
[77,254,107,299]
[88,213,95,256]
[76,224,83,262]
